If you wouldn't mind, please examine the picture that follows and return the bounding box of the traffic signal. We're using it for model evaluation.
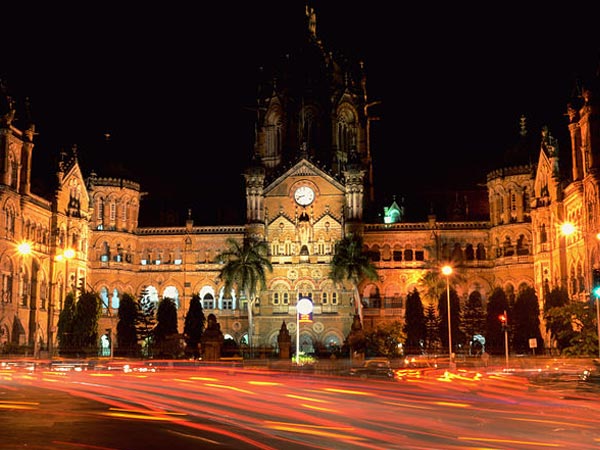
[498,313,507,331]
[593,269,600,298]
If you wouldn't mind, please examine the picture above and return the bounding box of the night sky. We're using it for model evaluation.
[2,2,599,225]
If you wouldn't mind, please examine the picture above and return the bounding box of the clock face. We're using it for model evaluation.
[294,186,315,206]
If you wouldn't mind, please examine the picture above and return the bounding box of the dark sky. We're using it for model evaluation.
[2,2,599,225]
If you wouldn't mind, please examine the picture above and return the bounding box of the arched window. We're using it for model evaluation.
[476,243,486,260]
[9,153,18,189]
[163,285,179,309]
[265,113,283,159]
[100,286,109,311]
[142,286,159,313]
[516,234,529,255]
[502,236,514,256]
[451,243,463,263]
[202,293,214,310]
[465,244,474,260]
[336,107,356,156]
[111,288,120,309]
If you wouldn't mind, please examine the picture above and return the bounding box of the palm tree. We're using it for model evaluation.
[329,232,378,326]
[216,236,273,352]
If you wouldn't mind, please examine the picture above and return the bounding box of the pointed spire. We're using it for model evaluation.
[306,3,317,39]
[519,115,527,137]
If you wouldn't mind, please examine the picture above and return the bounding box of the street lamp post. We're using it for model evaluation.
[17,242,36,357]
[499,311,509,368]
[441,265,454,369]
[52,248,75,357]
[48,251,57,358]
[296,297,313,365]
[62,247,76,297]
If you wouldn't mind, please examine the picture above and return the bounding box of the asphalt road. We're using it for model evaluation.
[2,358,600,449]
[0,384,254,450]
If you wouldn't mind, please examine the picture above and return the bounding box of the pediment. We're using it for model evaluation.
[264,158,344,195]
[57,161,90,218]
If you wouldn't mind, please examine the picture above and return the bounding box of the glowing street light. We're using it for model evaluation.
[17,241,32,256]
[560,222,576,236]
[441,265,454,368]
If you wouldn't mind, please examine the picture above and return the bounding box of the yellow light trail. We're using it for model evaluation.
[322,388,374,396]
[204,383,254,394]
[0,400,39,406]
[0,403,37,410]
[102,407,188,421]
[101,411,175,421]
[433,401,471,408]
[248,381,282,386]
[299,403,338,412]
[286,394,330,403]
[264,422,362,441]
[459,436,561,447]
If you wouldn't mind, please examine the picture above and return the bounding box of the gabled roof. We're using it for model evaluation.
[263,157,345,195]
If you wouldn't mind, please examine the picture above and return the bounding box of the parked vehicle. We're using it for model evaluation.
[348,359,395,380]
[580,367,600,384]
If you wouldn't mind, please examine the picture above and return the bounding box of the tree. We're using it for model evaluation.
[57,291,77,356]
[461,290,486,354]
[72,290,101,356]
[419,271,446,306]
[403,288,427,354]
[364,321,405,357]
[543,286,570,352]
[418,267,467,306]
[153,297,179,357]
[512,285,543,354]
[437,287,464,354]
[184,293,206,358]
[486,287,510,355]
[116,292,139,357]
[216,236,273,351]
[547,300,597,356]
[329,232,378,326]
[424,301,440,353]
[136,289,157,358]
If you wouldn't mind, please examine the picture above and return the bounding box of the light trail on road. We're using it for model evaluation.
[2,364,600,449]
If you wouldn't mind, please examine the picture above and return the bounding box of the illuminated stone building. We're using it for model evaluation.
[0,6,598,356]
